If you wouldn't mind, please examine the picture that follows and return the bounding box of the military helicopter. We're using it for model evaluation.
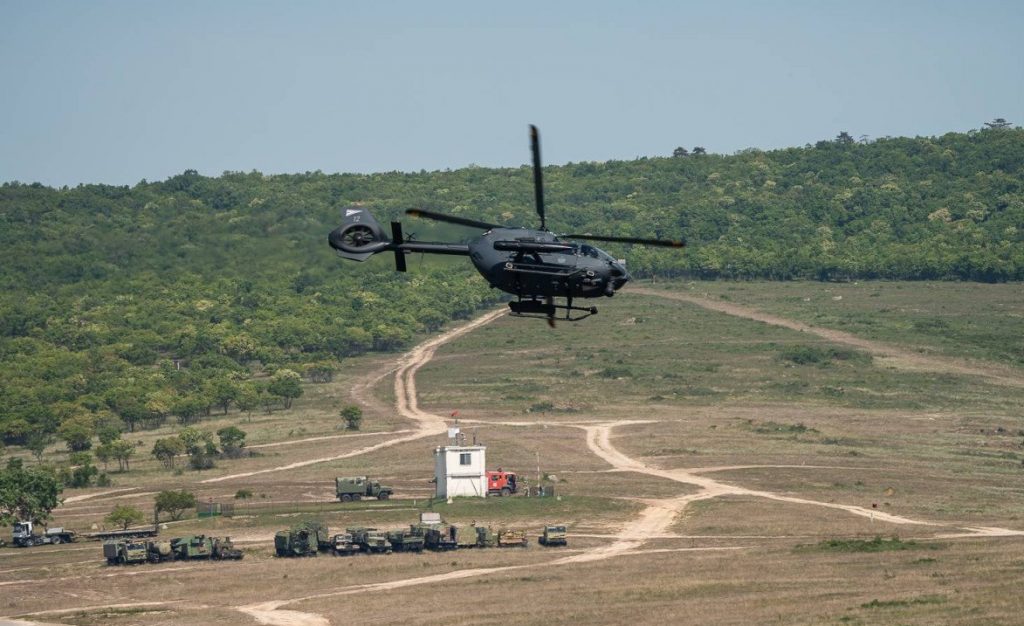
[328,125,684,325]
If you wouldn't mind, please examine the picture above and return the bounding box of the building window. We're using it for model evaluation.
[459,453,472,466]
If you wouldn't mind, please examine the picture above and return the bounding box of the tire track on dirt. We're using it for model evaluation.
[630,287,1024,387]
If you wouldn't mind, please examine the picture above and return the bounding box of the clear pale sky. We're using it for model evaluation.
[2,0,1022,187]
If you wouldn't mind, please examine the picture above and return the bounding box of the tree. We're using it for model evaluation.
[984,117,1013,130]
[207,377,238,415]
[235,383,260,419]
[105,504,145,530]
[109,439,135,472]
[57,414,95,452]
[25,430,54,463]
[94,442,113,470]
[0,458,62,524]
[267,369,303,409]
[154,489,197,521]
[340,405,363,431]
[672,147,690,157]
[64,452,98,488]
[691,146,707,156]
[177,427,213,455]
[216,426,247,458]
[151,437,185,469]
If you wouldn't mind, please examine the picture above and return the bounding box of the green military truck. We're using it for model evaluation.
[275,520,332,557]
[335,476,393,502]
[473,525,498,548]
[386,528,425,552]
[103,540,150,565]
[330,532,360,556]
[171,535,244,560]
[275,528,318,557]
[347,527,392,553]
[538,525,568,547]
[411,523,457,551]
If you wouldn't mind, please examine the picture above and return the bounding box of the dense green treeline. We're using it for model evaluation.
[0,127,1021,448]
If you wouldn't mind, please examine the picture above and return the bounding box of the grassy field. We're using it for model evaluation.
[2,280,1023,625]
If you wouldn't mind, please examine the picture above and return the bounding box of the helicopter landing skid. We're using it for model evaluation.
[507,300,598,323]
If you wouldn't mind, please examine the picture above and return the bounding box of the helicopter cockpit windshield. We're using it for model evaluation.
[578,244,614,262]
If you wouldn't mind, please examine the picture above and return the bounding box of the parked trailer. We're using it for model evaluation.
[83,525,159,542]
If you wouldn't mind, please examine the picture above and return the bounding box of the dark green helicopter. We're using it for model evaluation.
[328,126,684,325]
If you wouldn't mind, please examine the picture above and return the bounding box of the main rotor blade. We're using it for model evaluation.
[405,209,502,230]
[530,125,545,230]
[561,233,686,248]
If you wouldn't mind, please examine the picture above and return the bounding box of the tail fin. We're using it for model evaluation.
[328,207,391,262]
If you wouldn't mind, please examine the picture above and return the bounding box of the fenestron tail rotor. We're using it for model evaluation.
[530,124,546,230]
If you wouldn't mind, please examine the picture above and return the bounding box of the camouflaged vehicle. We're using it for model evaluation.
[385,529,425,552]
[538,525,568,547]
[497,529,528,548]
[411,523,457,551]
[347,527,392,553]
[474,525,498,548]
[103,540,149,565]
[275,528,317,557]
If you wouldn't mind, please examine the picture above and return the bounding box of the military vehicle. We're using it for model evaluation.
[330,532,360,556]
[146,540,175,562]
[12,521,77,547]
[474,525,498,548]
[103,540,150,565]
[335,476,393,502]
[175,535,243,560]
[275,528,318,557]
[497,529,529,548]
[347,527,392,553]
[538,525,568,547]
[451,525,482,549]
[411,523,457,551]
[385,528,425,552]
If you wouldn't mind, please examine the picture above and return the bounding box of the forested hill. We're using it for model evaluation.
[0,128,1022,445]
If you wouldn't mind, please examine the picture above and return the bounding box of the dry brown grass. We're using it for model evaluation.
[3,281,1024,625]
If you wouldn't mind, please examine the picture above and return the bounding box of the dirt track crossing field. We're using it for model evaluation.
[4,285,1024,625]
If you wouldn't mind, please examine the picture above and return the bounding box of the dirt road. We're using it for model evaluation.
[630,287,1024,387]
